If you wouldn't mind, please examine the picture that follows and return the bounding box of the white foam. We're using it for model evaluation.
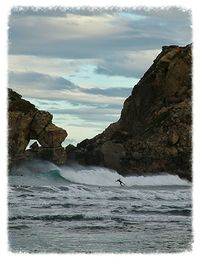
[10,160,191,187]
[59,165,190,187]
[59,165,122,187]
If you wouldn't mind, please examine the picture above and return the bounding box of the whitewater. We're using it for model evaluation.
[8,160,192,253]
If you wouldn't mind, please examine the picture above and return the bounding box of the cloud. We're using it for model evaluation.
[8,55,93,77]
[11,7,70,17]
[128,7,191,21]
[12,86,125,107]
[10,6,121,18]
[95,66,113,76]
[9,71,78,90]
[9,14,126,58]
[8,7,192,144]
[9,70,127,129]
[9,70,132,98]
[9,8,191,80]
[81,87,132,97]
[95,49,161,78]
[48,107,120,123]
[48,107,119,115]
[9,70,125,125]
[11,6,191,21]
[9,7,191,59]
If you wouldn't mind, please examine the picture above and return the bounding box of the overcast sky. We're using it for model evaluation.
[8,7,192,146]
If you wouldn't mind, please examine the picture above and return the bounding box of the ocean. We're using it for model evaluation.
[8,160,192,253]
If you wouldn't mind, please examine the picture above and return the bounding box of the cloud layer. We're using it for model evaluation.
[8,7,192,144]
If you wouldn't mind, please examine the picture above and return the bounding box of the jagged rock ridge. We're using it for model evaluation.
[8,89,67,167]
[67,44,192,181]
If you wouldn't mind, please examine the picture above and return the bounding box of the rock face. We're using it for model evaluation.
[8,89,68,167]
[67,44,192,181]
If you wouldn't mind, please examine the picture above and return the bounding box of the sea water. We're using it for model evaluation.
[8,160,192,253]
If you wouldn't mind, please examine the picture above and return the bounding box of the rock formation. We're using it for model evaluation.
[67,44,192,181]
[8,89,67,167]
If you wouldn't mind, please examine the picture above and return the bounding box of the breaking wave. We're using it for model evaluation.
[59,165,190,187]
[9,160,191,187]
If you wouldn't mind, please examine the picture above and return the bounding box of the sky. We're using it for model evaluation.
[8,6,192,147]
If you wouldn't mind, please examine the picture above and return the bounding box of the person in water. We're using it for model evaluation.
[116,178,125,186]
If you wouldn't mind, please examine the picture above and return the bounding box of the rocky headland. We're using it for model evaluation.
[67,44,192,181]
[8,89,67,167]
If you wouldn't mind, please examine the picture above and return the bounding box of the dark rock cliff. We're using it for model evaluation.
[8,89,68,168]
[67,44,192,181]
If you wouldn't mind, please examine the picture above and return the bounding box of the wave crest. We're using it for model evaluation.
[9,160,190,187]
[59,165,190,187]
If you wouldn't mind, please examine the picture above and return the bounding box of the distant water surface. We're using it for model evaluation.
[8,160,192,253]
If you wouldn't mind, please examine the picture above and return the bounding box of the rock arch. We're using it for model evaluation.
[8,89,67,167]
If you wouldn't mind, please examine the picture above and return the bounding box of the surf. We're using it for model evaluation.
[9,160,191,187]
[59,165,190,187]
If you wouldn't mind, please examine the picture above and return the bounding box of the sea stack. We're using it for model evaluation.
[67,44,192,181]
[8,89,68,167]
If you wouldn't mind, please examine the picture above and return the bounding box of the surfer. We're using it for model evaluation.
[116,178,125,186]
